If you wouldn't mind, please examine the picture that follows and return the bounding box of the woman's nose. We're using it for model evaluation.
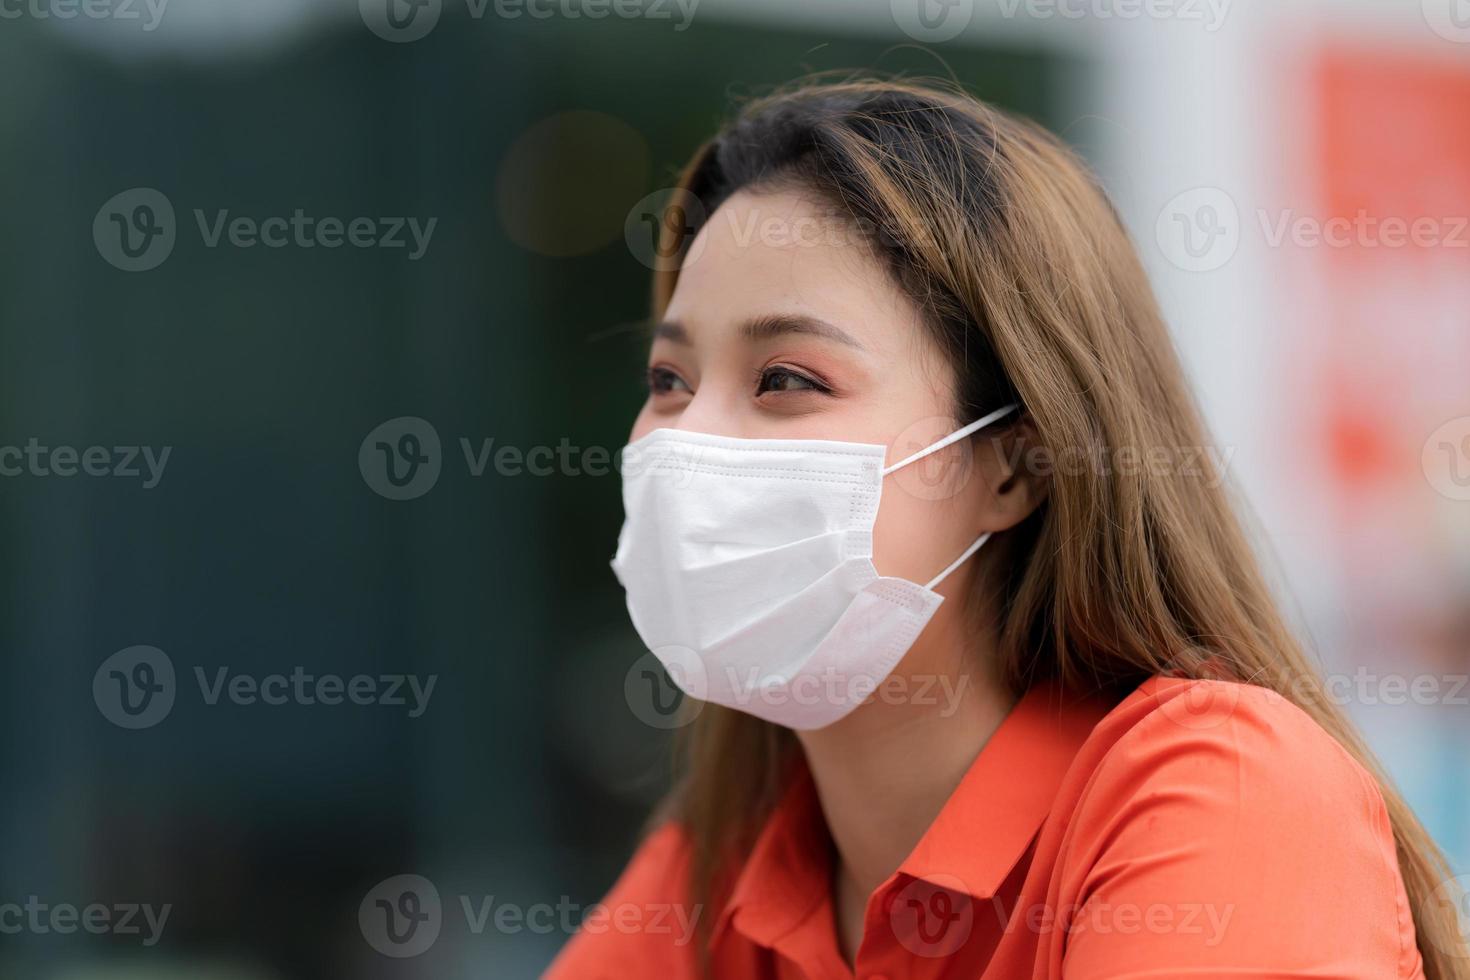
[671,388,745,439]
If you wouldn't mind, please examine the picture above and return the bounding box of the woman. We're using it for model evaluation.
[549,77,1468,978]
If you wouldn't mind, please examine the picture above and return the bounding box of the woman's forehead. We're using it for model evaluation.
[664,188,925,355]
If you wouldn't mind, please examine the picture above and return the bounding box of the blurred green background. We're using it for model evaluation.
[0,8,1079,977]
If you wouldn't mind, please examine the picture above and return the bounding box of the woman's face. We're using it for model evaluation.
[630,187,997,589]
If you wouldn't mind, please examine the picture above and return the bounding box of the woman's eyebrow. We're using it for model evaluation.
[651,314,866,351]
[650,320,691,345]
[740,313,866,350]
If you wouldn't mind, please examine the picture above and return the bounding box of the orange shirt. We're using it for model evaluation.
[547,677,1425,979]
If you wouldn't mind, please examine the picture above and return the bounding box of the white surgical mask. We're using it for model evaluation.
[611,403,1019,730]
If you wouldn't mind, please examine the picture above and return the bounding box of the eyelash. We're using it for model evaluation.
[646,365,689,396]
[644,364,833,398]
[751,364,831,396]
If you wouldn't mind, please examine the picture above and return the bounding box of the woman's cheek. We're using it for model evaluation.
[874,442,985,583]
[871,492,938,582]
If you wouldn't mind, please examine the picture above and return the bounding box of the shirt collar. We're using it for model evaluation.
[896,679,1114,897]
[711,680,1115,950]
[710,761,832,950]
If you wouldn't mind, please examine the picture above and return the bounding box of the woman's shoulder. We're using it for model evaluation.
[1094,676,1373,776]
[1054,675,1422,978]
[542,821,701,979]
[1076,676,1393,833]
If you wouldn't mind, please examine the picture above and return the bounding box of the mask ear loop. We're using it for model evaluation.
[924,531,992,590]
[877,402,1021,591]
[880,403,1020,476]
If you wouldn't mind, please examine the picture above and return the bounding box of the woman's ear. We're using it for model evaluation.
[973,415,1048,533]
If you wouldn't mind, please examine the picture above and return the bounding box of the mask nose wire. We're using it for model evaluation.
[880,403,1020,476]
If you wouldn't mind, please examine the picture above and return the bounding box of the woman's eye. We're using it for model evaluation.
[646,366,692,396]
[757,367,827,395]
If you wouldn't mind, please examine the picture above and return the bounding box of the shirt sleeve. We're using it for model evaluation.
[543,822,703,980]
[1060,682,1423,980]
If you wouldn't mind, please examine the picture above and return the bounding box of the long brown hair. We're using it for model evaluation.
[645,75,1468,976]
